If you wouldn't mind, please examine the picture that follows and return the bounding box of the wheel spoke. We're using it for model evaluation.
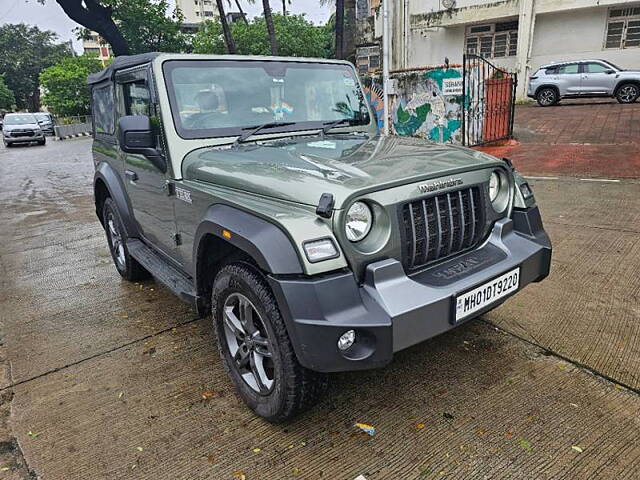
[249,352,269,393]
[234,347,250,368]
[239,296,257,335]
[224,306,245,340]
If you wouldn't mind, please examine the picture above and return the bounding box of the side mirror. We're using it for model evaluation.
[605,69,615,75]
[118,115,166,172]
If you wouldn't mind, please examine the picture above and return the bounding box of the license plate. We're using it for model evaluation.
[454,267,520,323]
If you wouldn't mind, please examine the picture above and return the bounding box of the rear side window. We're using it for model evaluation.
[544,67,558,74]
[92,84,115,135]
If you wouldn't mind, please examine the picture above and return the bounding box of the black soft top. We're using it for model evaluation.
[87,52,161,85]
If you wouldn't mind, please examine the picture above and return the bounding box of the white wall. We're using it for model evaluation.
[530,7,640,71]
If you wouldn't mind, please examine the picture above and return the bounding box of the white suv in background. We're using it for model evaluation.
[527,59,640,106]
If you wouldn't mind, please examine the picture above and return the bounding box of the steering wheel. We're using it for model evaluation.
[185,111,220,129]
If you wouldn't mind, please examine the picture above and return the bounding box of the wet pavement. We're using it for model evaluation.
[1,138,639,479]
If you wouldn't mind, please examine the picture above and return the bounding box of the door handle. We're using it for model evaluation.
[125,170,138,183]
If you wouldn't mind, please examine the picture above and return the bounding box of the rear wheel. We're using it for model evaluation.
[616,83,639,104]
[212,263,328,422]
[102,198,149,281]
[536,87,558,107]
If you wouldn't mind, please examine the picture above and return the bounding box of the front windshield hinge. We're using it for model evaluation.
[164,180,175,196]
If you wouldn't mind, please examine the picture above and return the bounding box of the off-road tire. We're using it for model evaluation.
[102,198,149,282]
[212,263,328,422]
[615,83,639,104]
[38,138,46,146]
[536,87,558,107]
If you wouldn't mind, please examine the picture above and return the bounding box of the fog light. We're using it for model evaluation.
[337,329,356,351]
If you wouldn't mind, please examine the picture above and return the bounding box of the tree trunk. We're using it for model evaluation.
[335,0,344,59]
[56,0,130,56]
[234,0,249,25]
[282,0,286,15]
[262,0,278,55]
[215,0,237,54]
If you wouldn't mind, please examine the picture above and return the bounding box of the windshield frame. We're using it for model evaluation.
[162,59,373,141]
[4,114,38,126]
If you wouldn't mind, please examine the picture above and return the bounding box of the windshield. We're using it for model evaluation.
[163,60,371,139]
[4,114,37,125]
[34,113,52,122]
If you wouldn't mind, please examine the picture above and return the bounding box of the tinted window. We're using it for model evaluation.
[585,63,610,73]
[558,64,579,74]
[120,80,151,117]
[92,85,115,135]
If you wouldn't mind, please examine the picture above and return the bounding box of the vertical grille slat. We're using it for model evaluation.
[402,185,484,271]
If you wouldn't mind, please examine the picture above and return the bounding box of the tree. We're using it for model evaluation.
[193,14,332,58]
[0,76,16,111]
[262,0,278,55]
[44,0,187,56]
[320,0,344,59]
[0,24,72,111]
[215,0,237,53]
[40,55,104,116]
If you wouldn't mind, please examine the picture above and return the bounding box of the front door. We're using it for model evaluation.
[116,68,177,258]
[580,62,617,95]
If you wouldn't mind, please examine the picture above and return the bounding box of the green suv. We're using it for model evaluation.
[89,53,551,421]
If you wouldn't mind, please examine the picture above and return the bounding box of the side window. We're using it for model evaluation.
[92,84,115,135]
[557,64,579,74]
[585,63,610,73]
[120,80,151,117]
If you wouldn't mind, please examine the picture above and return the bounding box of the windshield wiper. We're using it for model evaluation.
[321,118,352,136]
[232,121,296,148]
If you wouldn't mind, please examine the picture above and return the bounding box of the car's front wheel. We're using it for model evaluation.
[616,83,640,104]
[102,198,149,281]
[536,87,558,107]
[212,263,328,422]
[38,138,46,146]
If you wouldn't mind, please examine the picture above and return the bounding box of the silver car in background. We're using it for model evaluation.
[527,59,640,106]
[33,112,55,135]
[1,113,46,147]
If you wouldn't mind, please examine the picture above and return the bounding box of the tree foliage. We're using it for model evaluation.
[40,55,104,116]
[0,24,72,111]
[0,76,16,111]
[193,14,333,58]
[88,0,188,54]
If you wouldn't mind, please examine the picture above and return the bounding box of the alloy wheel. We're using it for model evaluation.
[222,293,275,394]
[539,89,556,106]
[618,85,638,103]
[106,211,126,269]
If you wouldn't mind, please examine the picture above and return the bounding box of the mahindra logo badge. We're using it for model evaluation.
[418,178,463,194]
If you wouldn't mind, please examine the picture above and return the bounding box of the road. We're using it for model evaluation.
[1,138,639,479]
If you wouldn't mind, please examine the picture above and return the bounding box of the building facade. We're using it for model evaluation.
[176,0,218,24]
[356,0,640,98]
[82,32,113,66]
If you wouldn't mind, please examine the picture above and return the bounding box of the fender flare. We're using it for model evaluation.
[94,162,140,238]
[194,204,304,279]
[613,79,640,95]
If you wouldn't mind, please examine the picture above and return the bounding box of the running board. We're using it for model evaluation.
[126,239,197,305]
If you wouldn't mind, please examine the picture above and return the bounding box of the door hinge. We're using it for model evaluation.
[164,180,175,196]
[172,233,182,246]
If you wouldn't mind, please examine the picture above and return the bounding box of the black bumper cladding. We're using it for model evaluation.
[269,206,552,373]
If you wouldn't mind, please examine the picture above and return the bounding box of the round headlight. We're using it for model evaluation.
[489,171,501,202]
[345,201,372,242]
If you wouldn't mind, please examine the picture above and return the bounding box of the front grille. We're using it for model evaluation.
[401,186,484,271]
[12,130,35,138]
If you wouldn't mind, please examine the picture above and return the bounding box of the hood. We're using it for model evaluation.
[182,135,502,208]
[3,123,41,131]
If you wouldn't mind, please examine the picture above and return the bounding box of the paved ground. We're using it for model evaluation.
[478,99,640,178]
[1,136,639,479]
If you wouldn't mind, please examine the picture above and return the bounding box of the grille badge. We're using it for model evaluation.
[418,178,463,194]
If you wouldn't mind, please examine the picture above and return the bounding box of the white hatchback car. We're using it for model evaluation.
[527,59,640,106]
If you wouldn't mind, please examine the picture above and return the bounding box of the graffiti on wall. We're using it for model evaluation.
[361,67,464,144]
[392,68,463,143]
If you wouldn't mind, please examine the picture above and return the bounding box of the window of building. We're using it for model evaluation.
[465,21,518,58]
[356,45,381,74]
[204,10,214,17]
[92,85,115,135]
[605,5,640,48]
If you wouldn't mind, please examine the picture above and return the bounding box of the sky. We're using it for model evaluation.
[0,0,333,54]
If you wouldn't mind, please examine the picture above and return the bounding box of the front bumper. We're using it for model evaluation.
[269,206,551,373]
[3,132,44,143]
